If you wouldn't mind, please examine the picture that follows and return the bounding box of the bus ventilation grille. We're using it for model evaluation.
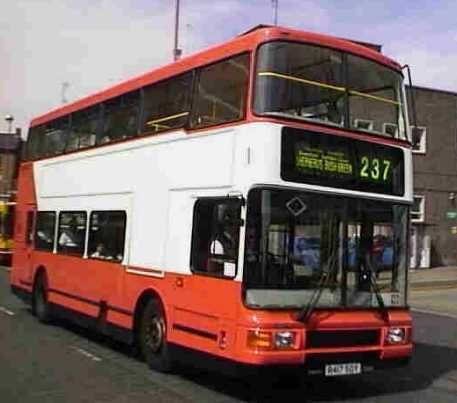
[307,330,380,348]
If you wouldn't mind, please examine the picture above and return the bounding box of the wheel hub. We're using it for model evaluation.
[145,316,164,353]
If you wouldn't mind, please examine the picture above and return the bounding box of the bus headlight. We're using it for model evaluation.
[274,331,296,349]
[247,330,298,350]
[386,327,406,344]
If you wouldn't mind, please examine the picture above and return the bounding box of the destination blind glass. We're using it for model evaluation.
[281,128,404,196]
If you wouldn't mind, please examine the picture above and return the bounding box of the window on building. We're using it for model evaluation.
[66,106,100,152]
[57,211,87,256]
[411,126,427,154]
[411,195,425,222]
[88,211,126,262]
[190,198,242,277]
[383,123,399,137]
[101,91,140,144]
[34,211,56,251]
[142,73,193,134]
[190,53,250,129]
[353,119,374,132]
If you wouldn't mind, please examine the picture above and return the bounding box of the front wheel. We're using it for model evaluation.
[138,299,173,373]
[33,274,52,323]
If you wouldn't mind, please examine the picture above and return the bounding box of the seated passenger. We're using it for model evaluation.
[58,229,77,247]
[91,243,107,259]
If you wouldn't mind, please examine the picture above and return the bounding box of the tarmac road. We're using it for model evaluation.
[1,268,456,402]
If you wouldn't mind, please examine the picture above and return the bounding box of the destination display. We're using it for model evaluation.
[281,128,404,196]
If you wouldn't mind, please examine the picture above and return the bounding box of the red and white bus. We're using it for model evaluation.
[11,25,413,377]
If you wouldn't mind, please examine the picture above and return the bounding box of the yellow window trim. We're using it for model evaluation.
[258,71,345,92]
[146,111,189,127]
[348,90,401,106]
[258,71,401,106]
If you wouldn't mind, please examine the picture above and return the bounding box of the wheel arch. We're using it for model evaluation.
[32,265,48,290]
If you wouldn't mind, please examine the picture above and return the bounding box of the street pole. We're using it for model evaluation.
[173,0,182,61]
[272,0,278,26]
[61,82,69,104]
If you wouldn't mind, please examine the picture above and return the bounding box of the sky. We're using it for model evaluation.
[1,0,457,134]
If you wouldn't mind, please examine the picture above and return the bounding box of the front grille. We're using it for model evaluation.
[307,329,380,348]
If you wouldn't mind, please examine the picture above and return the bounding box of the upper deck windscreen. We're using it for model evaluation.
[254,41,407,141]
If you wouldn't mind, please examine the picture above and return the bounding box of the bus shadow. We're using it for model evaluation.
[174,342,457,402]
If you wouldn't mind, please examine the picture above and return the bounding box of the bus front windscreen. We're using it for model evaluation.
[243,188,408,310]
[254,41,407,141]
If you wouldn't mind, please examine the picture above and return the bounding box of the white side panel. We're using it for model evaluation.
[33,128,238,271]
[163,190,195,274]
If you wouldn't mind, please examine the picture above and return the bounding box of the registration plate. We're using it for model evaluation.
[324,363,362,376]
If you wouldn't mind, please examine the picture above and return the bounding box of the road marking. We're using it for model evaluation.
[72,347,102,362]
[0,306,15,316]
[412,308,457,320]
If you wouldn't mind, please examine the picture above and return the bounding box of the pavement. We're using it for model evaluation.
[409,266,457,290]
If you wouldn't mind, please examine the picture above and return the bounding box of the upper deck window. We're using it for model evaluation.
[190,53,250,129]
[143,73,192,134]
[255,42,345,127]
[66,106,101,152]
[254,41,407,141]
[41,117,69,157]
[101,90,140,143]
[347,54,406,140]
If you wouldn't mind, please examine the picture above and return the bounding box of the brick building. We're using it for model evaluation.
[407,86,457,268]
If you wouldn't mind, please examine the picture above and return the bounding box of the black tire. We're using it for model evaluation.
[138,299,173,373]
[33,273,52,323]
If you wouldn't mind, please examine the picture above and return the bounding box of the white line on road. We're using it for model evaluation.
[412,308,457,320]
[0,306,15,316]
[72,347,102,362]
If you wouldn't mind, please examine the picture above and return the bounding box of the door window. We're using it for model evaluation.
[191,198,242,277]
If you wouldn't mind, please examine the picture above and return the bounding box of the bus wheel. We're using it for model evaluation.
[139,299,173,373]
[33,274,52,323]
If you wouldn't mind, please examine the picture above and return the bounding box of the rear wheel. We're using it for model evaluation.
[138,299,173,372]
[33,274,52,323]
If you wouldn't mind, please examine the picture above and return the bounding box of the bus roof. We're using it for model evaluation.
[31,25,402,127]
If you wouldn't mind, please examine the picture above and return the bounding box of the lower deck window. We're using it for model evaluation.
[88,211,126,262]
[57,211,87,256]
[35,211,56,251]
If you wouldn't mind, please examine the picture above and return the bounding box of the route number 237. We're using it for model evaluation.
[360,157,391,181]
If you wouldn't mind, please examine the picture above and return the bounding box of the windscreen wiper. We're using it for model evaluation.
[297,252,338,322]
[365,256,389,322]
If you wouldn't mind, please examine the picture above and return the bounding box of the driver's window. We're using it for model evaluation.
[190,198,242,278]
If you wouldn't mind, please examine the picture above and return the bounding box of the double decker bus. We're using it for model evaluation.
[11,25,413,377]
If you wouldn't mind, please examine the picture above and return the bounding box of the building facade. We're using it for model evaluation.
[408,86,457,267]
